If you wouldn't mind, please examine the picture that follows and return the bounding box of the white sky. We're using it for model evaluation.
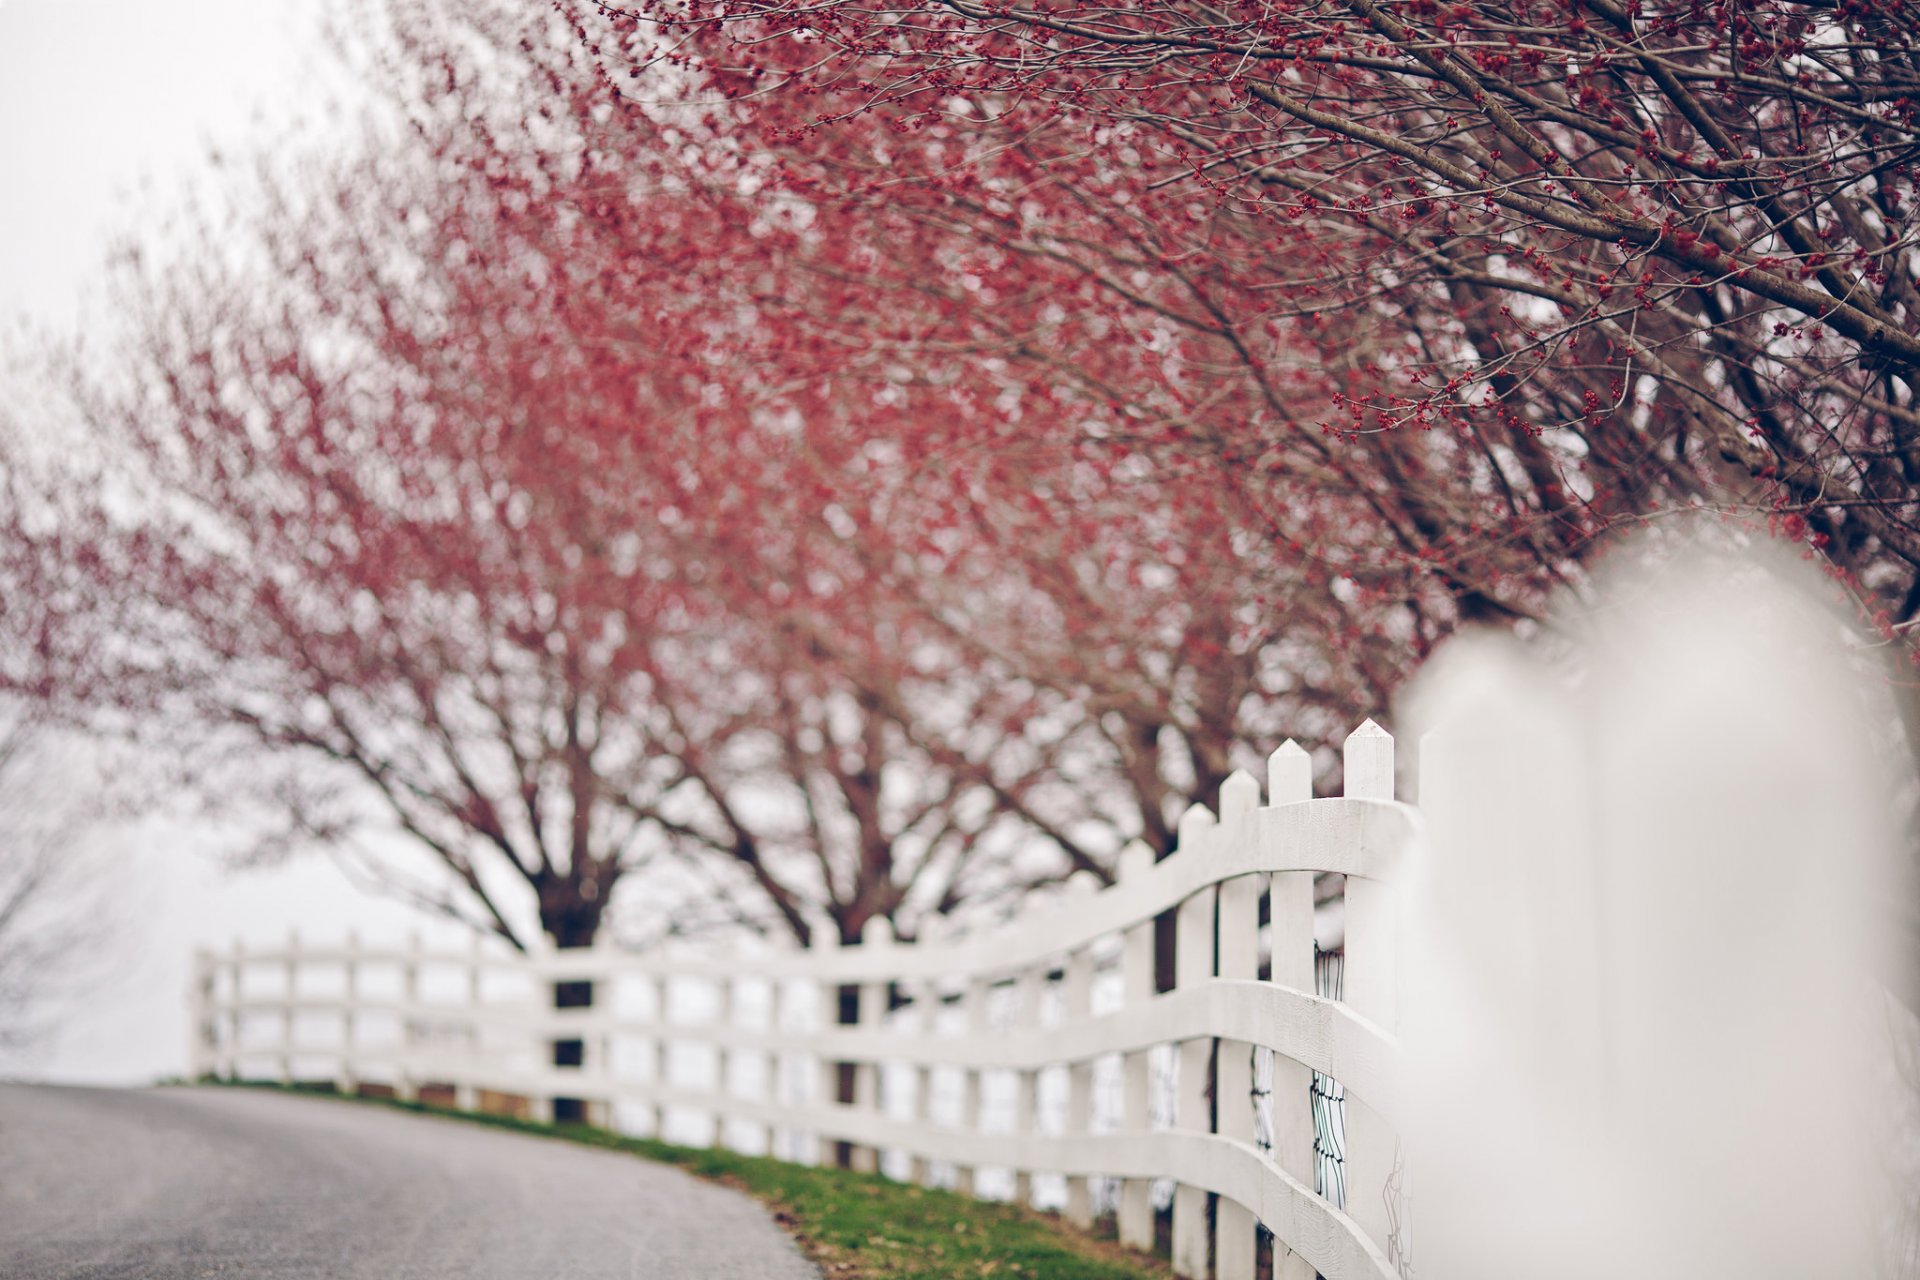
[0,0,458,1084]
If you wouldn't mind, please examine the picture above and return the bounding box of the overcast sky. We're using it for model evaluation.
[0,0,462,1085]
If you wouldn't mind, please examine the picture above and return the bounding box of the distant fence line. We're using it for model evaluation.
[192,721,1416,1280]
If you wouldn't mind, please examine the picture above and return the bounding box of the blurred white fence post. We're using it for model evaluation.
[646,972,669,1138]
[227,937,245,1081]
[1216,769,1264,1280]
[335,931,359,1097]
[808,917,841,1167]
[1061,876,1099,1229]
[395,931,421,1103]
[850,917,892,1174]
[454,932,480,1112]
[1172,802,1219,1279]
[955,968,991,1196]
[1011,960,1043,1205]
[1116,839,1158,1251]
[1341,721,1400,1255]
[586,932,616,1129]
[771,965,803,1161]
[278,929,297,1086]
[1268,742,1319,1280]
[712,966,735,1149]
[188,949,215,1080]
[911,915,947,1187]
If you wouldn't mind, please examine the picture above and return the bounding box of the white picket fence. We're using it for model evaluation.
[191,721,1418,1280]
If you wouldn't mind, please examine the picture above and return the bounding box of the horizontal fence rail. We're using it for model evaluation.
[193,722,1419,1280]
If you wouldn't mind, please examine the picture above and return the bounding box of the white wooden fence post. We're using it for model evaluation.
[228,937,245,1081]
[1172,803,1218,1279]
[1267,741,1319,1280]
[955,969,992,1197]
[1216,769,1264,1280]
[1341,720,1399,1256]
[220,946,240,1081]
[808,916,842,1167]
[454,932,480,1112]
[395,930,421,1103]
[336,930,359,1097]
[1011,960,1043,1205]
[647,972,669,1139]
[188,948,214,1081]
[910,915,947,1187]
[586,931,616,1130]
[851,917,892,1174]
[279,929,297,1086]
[714,967,736,1150]
[1116,839,1157,1251]
[1061,876,1099,1229]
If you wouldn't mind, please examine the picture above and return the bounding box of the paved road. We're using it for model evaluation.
[0,1084,820,1279]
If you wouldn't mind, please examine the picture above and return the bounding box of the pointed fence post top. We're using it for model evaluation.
[1343,718,1396,800]
[1118,839,1155,882]
[1219,769,1260,821]
[806,911,841,951]
[1268,740,1313,805]
[1063,869,1103,899]
[1176,802,1217,850]
[859,916,895,948]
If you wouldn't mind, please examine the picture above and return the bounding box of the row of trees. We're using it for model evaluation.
[9,2,1372,953]
[581,0,1920,635]
[9,0,1917,957]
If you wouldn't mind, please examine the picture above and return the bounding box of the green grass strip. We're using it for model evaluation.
[192,1081,1172,1280]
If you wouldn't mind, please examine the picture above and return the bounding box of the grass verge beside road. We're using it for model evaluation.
[197,1082,1172,1280]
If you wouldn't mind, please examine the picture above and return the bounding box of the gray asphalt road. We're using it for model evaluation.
[0,1084,820,1279]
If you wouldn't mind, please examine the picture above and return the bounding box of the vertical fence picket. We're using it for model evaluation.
[396,931,422,1103]
[586,933,615,1129]
[279,930,297,1086]
[809,919,842,1168]
[229,937,245,1081]
[337,931,359,1098]
[852,917,892,1173]
[955,969,992,1197]
[455,932,480,1112]
[647,972,670,1139]
[188,949,214,1081]
[771,967,799,1161]
[911,916,947,1187]
[1116,839,1157,1251]
[1010,960,1043,1205]
[1216,769,1264,1280]
[1061,878,1098,1228]
[223,945,239,1081]
[1172,803,1218,1279]
[1267,742,1320,1280]
[711,968,734,1149]
[1341,720,1399,1256]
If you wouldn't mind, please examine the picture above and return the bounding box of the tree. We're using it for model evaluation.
[0,432,110,1048]
[48,102,774,949]
[576,0,1920,651]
